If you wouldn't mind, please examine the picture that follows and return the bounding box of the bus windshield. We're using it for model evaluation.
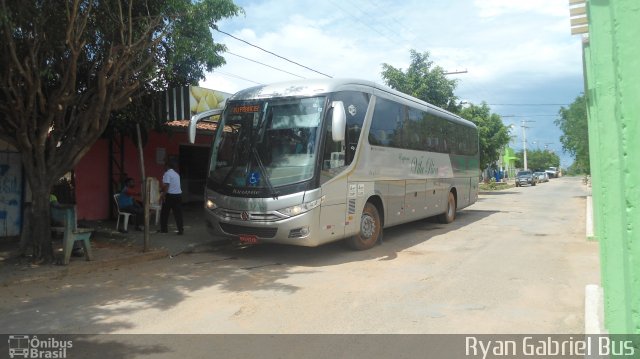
[208,96,325,195]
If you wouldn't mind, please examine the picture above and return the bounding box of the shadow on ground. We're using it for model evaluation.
[0,203,502,334]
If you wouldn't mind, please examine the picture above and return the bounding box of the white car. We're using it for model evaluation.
[534,172,549,183]
[546,167,558,178]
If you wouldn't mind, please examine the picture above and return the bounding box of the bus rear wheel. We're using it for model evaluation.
[438,191,456,224]
[346,202,381,250]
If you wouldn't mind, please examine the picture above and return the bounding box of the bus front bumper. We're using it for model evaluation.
[204,207,325,246]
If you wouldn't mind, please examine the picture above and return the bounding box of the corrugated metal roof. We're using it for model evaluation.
[165,120,217,131]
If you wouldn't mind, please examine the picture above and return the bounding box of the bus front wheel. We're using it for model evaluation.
[438,191,456,224]
[346,202,382,250]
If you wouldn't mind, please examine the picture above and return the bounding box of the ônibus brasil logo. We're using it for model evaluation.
[8,335,73,358]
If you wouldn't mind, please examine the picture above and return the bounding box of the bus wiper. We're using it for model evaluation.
[251,147,278,200]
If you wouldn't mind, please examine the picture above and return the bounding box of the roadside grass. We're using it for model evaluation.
[479,179,515,191]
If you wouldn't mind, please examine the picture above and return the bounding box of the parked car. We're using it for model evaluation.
[534,171,549,183]
[516,170,537,187]
[546,167,559,178]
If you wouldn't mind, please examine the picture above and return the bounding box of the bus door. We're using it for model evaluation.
[318,104,347,242]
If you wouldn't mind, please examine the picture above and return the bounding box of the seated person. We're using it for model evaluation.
[118,178,144,231]
[50,193,61,210]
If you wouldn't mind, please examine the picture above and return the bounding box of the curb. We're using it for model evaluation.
[0,248,169,287]
[585,284,606,334]
[586,195,594,238]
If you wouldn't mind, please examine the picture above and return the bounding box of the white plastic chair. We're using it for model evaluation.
[113,193,133,232]
[148,177,162,226]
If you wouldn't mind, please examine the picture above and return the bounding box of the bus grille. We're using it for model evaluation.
[215,209,283,222]
[219,223,278,238]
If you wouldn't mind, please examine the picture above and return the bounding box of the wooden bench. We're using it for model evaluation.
[51,205,94,265]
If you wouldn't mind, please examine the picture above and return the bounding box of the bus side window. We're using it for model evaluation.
[333,91,369,165]
[321,111,343,169]
[320,91,369,184]
[320,107,345,184]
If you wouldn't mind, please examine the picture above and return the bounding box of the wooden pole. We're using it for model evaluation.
[136,124,146,201]
[136,124,150,251]
[143,177,151,252]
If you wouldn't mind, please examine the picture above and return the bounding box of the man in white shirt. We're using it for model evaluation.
[159,158,184,234]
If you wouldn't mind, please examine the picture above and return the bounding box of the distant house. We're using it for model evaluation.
[502,146,518,179]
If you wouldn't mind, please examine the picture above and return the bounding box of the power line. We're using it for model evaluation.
[338,0,408,44]
[214,70,264,85]
[326,0,394,44]
[214,26,333,78]
[489,103,570,106]
[369,0,415,40]
[500,114,559,117]
[226,51,306,79]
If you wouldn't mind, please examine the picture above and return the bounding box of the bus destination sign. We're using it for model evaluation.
[231,104,260,114]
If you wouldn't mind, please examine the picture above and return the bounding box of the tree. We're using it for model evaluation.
[380,52,509,172]
[381,50,460,112]
[459,103,511,172]
[0,0,241,262]
[555,94,589,174]
[516,149,560,171]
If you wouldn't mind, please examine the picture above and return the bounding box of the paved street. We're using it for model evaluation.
[0,177,599,334]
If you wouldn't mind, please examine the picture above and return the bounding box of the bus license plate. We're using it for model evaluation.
[239,235,258,244]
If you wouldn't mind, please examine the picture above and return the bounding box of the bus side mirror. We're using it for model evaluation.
[189,108,224,144]
[331,101,346,142]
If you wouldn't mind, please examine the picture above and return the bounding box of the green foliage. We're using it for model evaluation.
[516,149,560,171]
[380,51,509,171]
[555,94,589,174]
[111,0,243,135]
[152,0,243,89]
[459,103,511,171]
[1,0,243,155]
[479,178,513,191]
[381,50,460,112]
[488,178,497,190]
[565,162,586,176]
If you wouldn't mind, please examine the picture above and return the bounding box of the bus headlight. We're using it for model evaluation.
[277,198,322,217]
[205,199,217,210]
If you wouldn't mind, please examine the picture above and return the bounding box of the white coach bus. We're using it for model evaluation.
[189,79,479,250]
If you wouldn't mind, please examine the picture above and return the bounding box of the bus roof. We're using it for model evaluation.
[229,78,475,129]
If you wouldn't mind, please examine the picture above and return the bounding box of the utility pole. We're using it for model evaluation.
[522,119,528,170]
[443,69,468,75]
[521,119,534,170]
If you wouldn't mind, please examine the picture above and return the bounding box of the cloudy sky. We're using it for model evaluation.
[200,0,586,168]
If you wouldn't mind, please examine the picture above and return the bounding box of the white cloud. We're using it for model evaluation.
[197,0,582,166]
[203,0,581,95]
[473,0,568,18]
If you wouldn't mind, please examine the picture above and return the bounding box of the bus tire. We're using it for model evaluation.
[346,202,382,250]
[438,191,456,224]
